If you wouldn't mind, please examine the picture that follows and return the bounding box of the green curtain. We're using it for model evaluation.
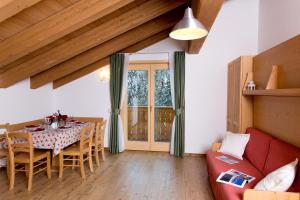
[109,54,124,154]
[174,51,185,157]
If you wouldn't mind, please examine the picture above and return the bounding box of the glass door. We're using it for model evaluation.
[123,62,174,151]
[150,66,174,151]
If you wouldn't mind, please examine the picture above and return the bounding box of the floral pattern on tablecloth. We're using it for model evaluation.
[0,122,92,156]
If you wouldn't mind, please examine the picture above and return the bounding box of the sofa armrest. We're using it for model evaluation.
[211,143,222,152]
[243,189,300,200]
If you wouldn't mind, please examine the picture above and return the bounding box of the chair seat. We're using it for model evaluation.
[62,145,89,155]
[15,150,49,163]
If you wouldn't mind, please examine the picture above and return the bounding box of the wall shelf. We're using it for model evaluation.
[243,89,300,97]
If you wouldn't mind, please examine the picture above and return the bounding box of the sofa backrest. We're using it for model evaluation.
[244,128,274,172]
[245,128,300,192]
[263,138,300,192]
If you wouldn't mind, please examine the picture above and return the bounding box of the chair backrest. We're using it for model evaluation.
[95,120,107,148]
[80,124,95,152]
[6,120,43,132]
[0,123,9,129]
[6,132,34,162]
[0,129,8,157]
[0,123,9,136]
[73,117,103,124]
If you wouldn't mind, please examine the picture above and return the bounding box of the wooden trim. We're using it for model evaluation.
[53,29,171,89]
[184,153,206,158]
[0,0,42,23]
[0,0,135,67]
[187,0,223,54]
[211,143,221,152]
[243,89,300,97]
[30,10,182,89]
[243,189,300,200]
[0,0,186,88]
[129,60,169,65]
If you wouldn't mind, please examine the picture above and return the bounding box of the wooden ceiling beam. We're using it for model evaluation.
[30,10,182,89]
[0,0,186,88]
[0,0,135,67]
[53,29,171,89]
[0,0,42,23]
[187,0,223,54]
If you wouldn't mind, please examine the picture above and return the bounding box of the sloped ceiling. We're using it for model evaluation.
[0,0,223,89]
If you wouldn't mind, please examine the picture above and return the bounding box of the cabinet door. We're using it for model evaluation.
[232,59,241,132]
[227,63,234,131]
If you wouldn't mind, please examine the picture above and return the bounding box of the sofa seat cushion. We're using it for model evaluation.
[207,151,264,200]
[263,139,300,192]
[245,128,274,172]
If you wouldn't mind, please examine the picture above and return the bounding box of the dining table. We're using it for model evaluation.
[0,121,92,156]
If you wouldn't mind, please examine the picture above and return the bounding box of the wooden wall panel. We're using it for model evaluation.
[253,34,300,147]
[253,96,300,147]
[253,35,300,90]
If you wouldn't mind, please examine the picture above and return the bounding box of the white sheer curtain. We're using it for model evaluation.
[169,52,175,155]
[118,53,129,152]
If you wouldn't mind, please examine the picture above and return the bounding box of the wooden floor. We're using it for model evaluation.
[0,151,214,200]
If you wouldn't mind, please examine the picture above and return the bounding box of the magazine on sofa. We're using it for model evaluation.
[216,155,239,164]
[216,169,255,188]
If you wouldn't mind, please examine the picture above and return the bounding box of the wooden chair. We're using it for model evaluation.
[0,124,10,182]
[6,132,51,191]
[59,124,95,180]
[92,120,107,167]
[6,120,43,132]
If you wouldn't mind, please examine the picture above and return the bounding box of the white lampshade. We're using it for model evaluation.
[169,7,208,40]
[97,65,110,81]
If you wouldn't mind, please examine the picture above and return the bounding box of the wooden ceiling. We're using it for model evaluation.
[0,0,223,89]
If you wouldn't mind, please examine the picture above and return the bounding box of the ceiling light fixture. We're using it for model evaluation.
[169,7,208,40]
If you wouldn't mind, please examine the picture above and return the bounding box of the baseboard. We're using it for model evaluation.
[184,153,206,158]
[104,148,206,158]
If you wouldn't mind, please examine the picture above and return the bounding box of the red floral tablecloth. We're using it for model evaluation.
[0,122,91,156]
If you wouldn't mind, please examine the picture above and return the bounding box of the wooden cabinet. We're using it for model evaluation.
[227,56,253,133]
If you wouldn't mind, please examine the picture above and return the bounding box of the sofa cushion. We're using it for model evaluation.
[244,128,274,172]
[207,151,264,200]
[263,139,300,192]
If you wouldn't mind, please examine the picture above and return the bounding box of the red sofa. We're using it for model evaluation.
[207,128,300,200]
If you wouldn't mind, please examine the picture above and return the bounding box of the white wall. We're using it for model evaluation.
[258,0,300,52]
[53,72,111,145]
[185,0,259,153]
[0,79,53,124]
[54,0,259,152]
[0,0,266,153]
[53,38,186,147]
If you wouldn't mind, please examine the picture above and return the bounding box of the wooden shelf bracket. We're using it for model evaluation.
[266,65,278,90]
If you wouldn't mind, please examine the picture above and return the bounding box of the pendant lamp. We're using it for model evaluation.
[169,7,208,40]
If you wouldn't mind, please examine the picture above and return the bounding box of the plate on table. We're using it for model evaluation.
[32,128,45,132]
[59,126,71,129]
[25,125,39,128]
